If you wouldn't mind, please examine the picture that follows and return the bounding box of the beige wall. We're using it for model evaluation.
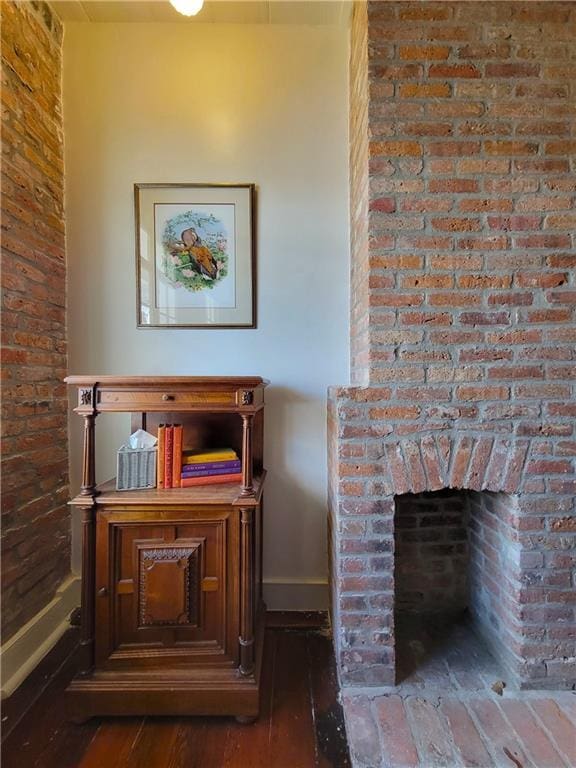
[63,21,349,608]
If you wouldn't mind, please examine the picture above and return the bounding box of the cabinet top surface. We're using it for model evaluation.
[65,376,268,388]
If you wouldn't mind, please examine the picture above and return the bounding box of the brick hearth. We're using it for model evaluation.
[328,1,575,692]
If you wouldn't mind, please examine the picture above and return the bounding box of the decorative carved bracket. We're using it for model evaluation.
[241,390,254,406]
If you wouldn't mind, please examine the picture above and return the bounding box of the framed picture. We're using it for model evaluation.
[135,183,256,328]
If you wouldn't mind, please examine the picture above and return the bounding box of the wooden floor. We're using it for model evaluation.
[2,617,350,768]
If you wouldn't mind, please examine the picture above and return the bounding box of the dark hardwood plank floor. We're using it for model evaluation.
[2,621,350,768]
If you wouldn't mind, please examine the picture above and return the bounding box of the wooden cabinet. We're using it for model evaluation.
[65,376,267,722]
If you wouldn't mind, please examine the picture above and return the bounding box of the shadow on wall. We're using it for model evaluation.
[263,385,330,578]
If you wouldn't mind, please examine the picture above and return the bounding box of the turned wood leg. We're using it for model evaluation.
[78,505,96,674]
[239,507,255,676]
[80,413,97,496]
[240,414,254,497]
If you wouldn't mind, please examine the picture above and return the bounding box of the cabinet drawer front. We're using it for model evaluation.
[98,389,236,410]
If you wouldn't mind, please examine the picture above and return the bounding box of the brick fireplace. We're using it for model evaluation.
[328,1,575,691]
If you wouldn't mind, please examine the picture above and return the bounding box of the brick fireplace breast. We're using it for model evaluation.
[327,1,575,692]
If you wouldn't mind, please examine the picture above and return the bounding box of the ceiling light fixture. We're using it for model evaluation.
[169,0,204,16]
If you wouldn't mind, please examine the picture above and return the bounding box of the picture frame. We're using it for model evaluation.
[135,183,256,328]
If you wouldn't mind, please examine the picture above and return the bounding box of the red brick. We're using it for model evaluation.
[430,330,483,345]
[429,63,481,78]
[399,45,450,60]
[526,460,572,475]
[402,122,452,137]
[514,234,572,249]
[404,697,457,766]
[400,198,453,213]
[459,199,512,213]
[374,696,419,768]
[370,140,422,157]
[500,700,565,768]
[458,158,510,174]
[457,275,511,289]
[370,293,423,307]
[399,6,452,21]
[428,141,480,157]
[441,700,493,768]
[399,83,451,98]
[401,275,453,289]
[343,695,382,768]
[457,385,509,401]
[486,62,540,77]
[546,139,576,155]
[431,254,483,270]
[530,700,576,765]
[460,311,509,325]
[488,292,533,306]
[544,212,576,231]
[431,217,481,232]
[371,64,423,81]
[515,158,570,174]
[385,444,410,495]
[524,309,572,323]
[429,292,481,307]
[547,290,576,305]
[429,178,479,193]
[429,101,484,118]
[458,42,511,58]
[485,140,539,156]
[369,197,396,213]
[400,311,452,326]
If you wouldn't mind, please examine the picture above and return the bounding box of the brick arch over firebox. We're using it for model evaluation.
[375,434,529,496]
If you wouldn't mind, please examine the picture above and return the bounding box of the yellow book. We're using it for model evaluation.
[182,448,237,465]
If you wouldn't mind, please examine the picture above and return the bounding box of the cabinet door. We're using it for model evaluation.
[95,511,235,669]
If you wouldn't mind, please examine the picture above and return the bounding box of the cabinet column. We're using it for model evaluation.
[80,413,97,497]
[239,506,255,676]
[240,414,254,497]
[79,504,96,673]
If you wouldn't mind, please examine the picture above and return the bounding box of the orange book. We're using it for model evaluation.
[172,424,183,488]
[157,424,166,489]
[164,425,174,489]
[180,472,242,487]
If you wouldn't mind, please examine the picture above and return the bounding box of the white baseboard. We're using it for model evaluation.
[1,575,81,699]
[263,577,329,611]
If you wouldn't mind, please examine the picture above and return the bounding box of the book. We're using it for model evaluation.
[172,424,183,488]
[182,448,237,465]
[181,464,242,479]
[180,472,242,487]
[181,459,241,475]
[157,424,166,489]
[164,425,173,489]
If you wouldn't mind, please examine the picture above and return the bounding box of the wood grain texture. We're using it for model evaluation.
[2,624,351,768]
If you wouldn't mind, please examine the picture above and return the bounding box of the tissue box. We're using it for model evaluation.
[116,446,157,491]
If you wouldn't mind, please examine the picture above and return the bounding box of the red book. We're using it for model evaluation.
[172,425,183,488]
[164,425,174,489]
[180,472,242,487]
[157,424,165,489]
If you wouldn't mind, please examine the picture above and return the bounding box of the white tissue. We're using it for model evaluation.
[126,429,158,450]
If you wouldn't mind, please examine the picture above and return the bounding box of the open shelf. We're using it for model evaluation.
[70,473,266,507]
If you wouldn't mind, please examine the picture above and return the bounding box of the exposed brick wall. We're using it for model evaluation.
[1,1,69,642]
[395,490,468,612]
[328,1,575,690]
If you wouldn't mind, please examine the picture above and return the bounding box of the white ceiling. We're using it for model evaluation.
[50,0,351,25]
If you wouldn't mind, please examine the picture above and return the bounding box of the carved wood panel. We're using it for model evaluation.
[138,544,201,627]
